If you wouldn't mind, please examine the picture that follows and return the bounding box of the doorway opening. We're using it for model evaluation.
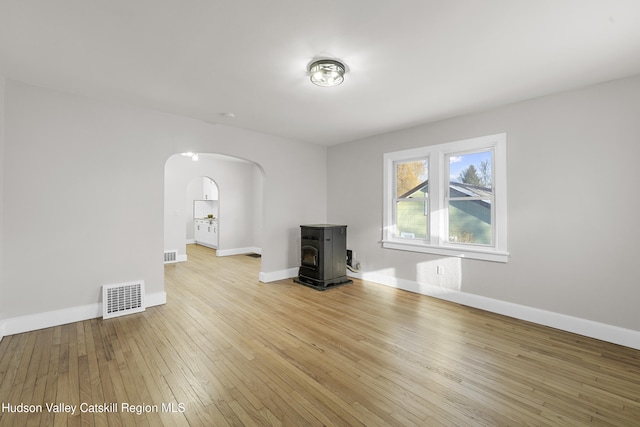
[163,153,264,275]
[189,176,219,249]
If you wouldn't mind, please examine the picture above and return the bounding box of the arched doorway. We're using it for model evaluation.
[164,153,264,273]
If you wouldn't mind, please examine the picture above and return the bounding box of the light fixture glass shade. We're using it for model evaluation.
[181,152,199,161]
[309,59,345,87]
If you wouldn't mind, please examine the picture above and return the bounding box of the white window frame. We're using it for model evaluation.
[383,133,508,263]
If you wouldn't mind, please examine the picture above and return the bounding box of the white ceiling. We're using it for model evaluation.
[1,1,640,146]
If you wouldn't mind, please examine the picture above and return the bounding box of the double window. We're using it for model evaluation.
[383,133,508,262]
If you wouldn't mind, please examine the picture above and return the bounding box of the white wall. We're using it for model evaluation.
[328,75,640,340]
[0,76,4,314]
[253,166,264,250]
[185,178,202,241]
[0,80,327,328]
[165,154,261,256]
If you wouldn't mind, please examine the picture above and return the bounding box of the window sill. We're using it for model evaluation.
[382,240,509,263]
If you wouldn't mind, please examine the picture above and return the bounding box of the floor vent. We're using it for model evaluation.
[103,281,145,319]
[164,250,178,264]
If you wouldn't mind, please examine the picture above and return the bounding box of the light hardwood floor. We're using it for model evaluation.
[1,244,639,426]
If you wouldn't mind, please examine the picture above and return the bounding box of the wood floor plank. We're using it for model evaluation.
[24,329,55,427]
[1,243,640,426]
[40,330,61,427]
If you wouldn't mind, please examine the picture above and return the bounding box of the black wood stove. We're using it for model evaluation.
[294,224,353,291]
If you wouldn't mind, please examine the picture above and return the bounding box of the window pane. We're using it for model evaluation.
[396,200,428,239]
[449,151,492,197]
[396,160,427,198]
[449,200,492,245]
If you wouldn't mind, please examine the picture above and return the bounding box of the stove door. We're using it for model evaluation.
[301,245,319,268]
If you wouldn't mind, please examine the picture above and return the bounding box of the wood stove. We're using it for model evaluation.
[294,224,352,291]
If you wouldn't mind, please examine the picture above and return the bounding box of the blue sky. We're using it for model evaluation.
[449,151,492,183]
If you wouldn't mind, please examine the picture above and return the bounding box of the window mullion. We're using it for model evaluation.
[430,152,443,245]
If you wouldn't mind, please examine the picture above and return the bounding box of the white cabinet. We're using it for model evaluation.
[209,221,218,247]
[194,219,206,244]
[203,177,218,200]
[195,219,218,249]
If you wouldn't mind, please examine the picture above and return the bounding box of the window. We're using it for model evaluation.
[383,133,508,262]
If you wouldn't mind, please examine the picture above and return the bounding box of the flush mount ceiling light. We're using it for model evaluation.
[181,152,199,161]
[308,59,345,87]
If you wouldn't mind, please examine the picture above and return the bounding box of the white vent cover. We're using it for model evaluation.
[103,281,145,319]
[164,250,178,264]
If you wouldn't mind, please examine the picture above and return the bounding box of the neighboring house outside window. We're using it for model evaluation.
[383,133,508,262]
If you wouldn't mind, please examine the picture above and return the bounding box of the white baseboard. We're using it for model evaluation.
[146,291,167,307]
[6,269,636,351]
[259,267,298,283]
[163,254,187,264]
[194,241,217,250]
[186,239,196,244]
[350,271,640,350]
[217,247,261,257]
[0,291,167,341]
